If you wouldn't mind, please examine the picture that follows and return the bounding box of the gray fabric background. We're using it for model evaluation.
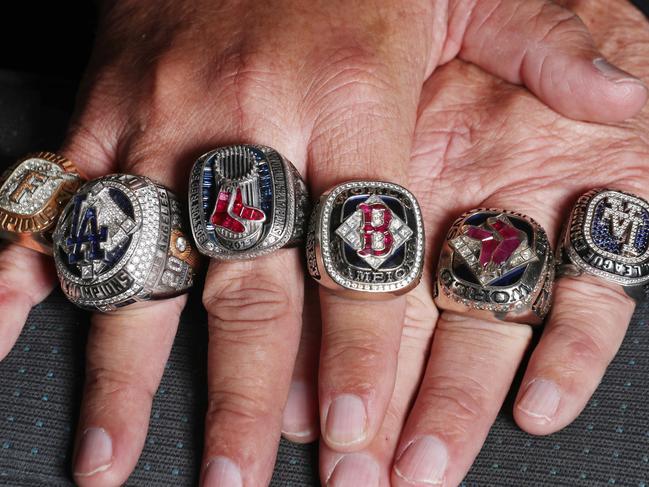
[1,3,649,480]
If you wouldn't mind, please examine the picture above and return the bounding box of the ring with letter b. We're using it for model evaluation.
[306,180,424,297]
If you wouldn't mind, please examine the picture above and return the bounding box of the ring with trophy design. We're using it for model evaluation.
[0,152,83,254]
[558,188,649,301]
[188,144,310,260]
[434,209,554,325]
[306,181,425,297]
[53,174,198,312]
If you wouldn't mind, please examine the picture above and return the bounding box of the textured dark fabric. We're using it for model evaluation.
[1,2,649,484]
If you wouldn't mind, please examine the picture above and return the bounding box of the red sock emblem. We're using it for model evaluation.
[211,187,266,234]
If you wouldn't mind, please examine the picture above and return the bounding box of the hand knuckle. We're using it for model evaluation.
[204,279,294,336]
[543,320,611,369]
[84,365,155,403]
[417,376,489,438]
[321,328,395,383]
[206,385,276,426]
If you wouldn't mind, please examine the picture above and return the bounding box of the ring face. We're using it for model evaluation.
[189,145,308,260]
[307,181,424,295]
[561,189,649,288]
[0,152,82,252]
[435,209,553,324]
[53,174,196,311]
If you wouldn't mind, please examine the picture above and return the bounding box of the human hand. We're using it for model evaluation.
[287,0,649,485]
[0,0,646,486]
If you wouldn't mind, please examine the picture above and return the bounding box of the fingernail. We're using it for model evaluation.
[394,436,448,485]
[74,427,113,477]
[282,381,316,438]
[593,58,647,88]
[517,379,561,423]
[325,394,367,446]
[327,453,379,487]
[203,457,242,487]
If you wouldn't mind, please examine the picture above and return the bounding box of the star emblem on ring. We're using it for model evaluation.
[335,194,413,270]
[450,213,538,285]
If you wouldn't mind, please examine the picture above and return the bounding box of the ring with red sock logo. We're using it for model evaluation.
[188,145,310,260]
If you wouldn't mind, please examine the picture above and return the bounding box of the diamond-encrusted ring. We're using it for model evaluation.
[188,145,310,260]
[434,209,554,325]
[558,189,649,301]
[306,181,425,297]
[53,174,198,312]
[0,152,83,254]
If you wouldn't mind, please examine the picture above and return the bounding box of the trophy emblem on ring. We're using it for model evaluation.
[209,148,268,248]
[188,145,310,260]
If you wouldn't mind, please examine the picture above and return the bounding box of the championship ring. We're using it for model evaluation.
[306,181,424,297]
[53,174,198,312]
[434,209,554,325]
[188,145,309,260]
[0,152,83,254]
[558,189,649,300]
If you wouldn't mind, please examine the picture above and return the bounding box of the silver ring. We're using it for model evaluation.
[558,188,649,301]
[0,152,83,254]
[434,209,554,325]
[188,145,309,260]
[306,180,425,297]
[53,174,198,312]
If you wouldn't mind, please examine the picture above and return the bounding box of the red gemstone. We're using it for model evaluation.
[211,187,265,234]
[466,217,522,268]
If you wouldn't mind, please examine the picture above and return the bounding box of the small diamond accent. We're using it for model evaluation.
[176,237,187,253]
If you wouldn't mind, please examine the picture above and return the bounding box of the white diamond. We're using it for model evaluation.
[176,237,187,253]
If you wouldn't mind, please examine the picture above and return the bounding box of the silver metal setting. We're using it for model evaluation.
[188,145,309,260]
[306,181,424,296]
[434,209,554,325]
[558,189,649,300]
[53,174,197,312]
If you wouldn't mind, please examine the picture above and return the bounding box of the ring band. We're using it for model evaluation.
[53,174,198,312]
[306,180,425,297]
[434,208,554,325]
[558,188,649,301]
[188,145,310,260]
[0,152,83,254]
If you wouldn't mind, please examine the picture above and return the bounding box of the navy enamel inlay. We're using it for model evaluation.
[591,200,649,256]
[65,194,108,265]
[62,189,133,277]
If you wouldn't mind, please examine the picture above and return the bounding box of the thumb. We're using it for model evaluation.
[448,0,648,122]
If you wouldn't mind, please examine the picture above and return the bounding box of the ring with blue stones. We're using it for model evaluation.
[188,145,310,260]
[53,174,198,312]
[434,208,554,325]
[558,188,649,301]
